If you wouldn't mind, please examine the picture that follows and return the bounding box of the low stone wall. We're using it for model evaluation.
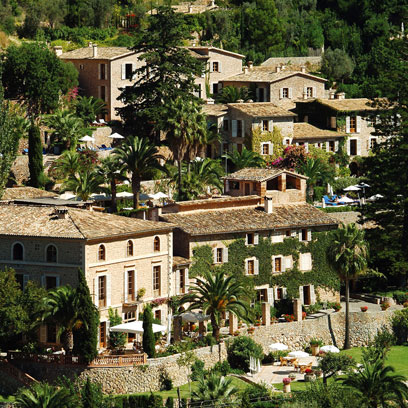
[10,310,392,394]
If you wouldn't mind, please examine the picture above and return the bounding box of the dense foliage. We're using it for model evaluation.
[227,336,263,371]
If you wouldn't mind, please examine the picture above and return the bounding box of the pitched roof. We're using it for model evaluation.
[161,204,338,236]
[228,102,296,118]
[261,56,322,68]
[188,46,245,59]
[0,205,173,240]
[222,67,327,83]
[315,98,380,112]
[202,104,228,117]
[60,47,135,60]
[293,123,346,140]
[1,187,58,200]
[226,168,307,182]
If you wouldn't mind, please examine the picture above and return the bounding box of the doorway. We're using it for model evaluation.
[303,285,311,305]
[99,322,107,348]
[245,183,250,195]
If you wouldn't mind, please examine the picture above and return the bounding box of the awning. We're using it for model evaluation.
[109,321,166,334]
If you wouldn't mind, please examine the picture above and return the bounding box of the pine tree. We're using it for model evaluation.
[28,122,44,188]
[73,269,99,364]
[142,305,155,358]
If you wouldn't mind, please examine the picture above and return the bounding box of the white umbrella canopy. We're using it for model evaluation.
[148,192,169,200]
[58,192,77,200]
[179,312,210,323]
[344,185,361,191]
[269,343,288,351]
[357,182,370,188]
[338,196,354,203]
[320,345,340,353]
[288,351,309,358]
[79,135,95,142]
[366,194,384,202]
[109,132,125,139]
[116,191,134,198]
[110,321,166,334]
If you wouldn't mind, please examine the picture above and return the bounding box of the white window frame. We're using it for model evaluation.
[245,232,259,246]
[299,252,313,272]
[245,257,259,276]
[272,255,284,274]
[124,268,137,303]
[299,228,312,242]
[260,142,273,156]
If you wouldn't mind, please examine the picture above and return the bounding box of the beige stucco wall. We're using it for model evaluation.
[344,116,377,158]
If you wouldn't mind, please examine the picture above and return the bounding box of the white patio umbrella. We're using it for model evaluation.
[79,135,95,142]
[148,192,169,200]
[288,351,309,358]
[116,191,134,198]
[357,183,370,188]
[179,312,210,323]
[109,321,166,334]
[343,185,361,191]
[109,132,124,139]
[338,196,354,204]
[366,194,384,202]
[269,343,288,351]
[320,345,340,353]
[58,192,77,200]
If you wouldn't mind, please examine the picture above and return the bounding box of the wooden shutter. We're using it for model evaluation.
[357,138,362,155]
[132,63,137,80]
[268,119,273,131]
[281,257,286,272]
[304,142,309,153]
[335,140,339,151]
[213,249,217,264]
[218,61,222,73]
[223,248,229,263]
[121,64,126,80]
[124,271,128,303]
[269,142,273,155]
[288,88,293,99]
[94,277,99,307]
[252,120,259,130]
[312,86,316,97]
[291,230,297,238]
[346,139,351,155]
[307,229,312,241]
[245,260,248,274]
[282,288,288,299]
[356,116,361,133]
[232,120,237,137]
[346,116,350,133]
[23,274,29,290]
[175,269,180,295]
[41,275,45,287]
[254,259,259,275]
[106,274,111,306]
[279,88,283,99]
[241,120,245,137]
[185,269,189,293]
[209,61,213,72]
[39,324,47,343]
[310,285,316,304]
[56,276,60,288]
[285,256,292,269]
[98,64,101,80]
[267,288,274,304]
[254,233,259,245]
[256,88,260,101]
[303,86,307,95]
[299,286,304,304]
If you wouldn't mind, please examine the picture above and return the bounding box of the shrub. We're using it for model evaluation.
[227,336,263,371]
[108,308,126,350]
[393,291,408,305]
[165,397,174,408]
[159,370,173,391]
[262,350,288,364]
[142,305,155,358]
[212,360,231,376]
[191,359,205,381]
[391,308,408,345]
[310,338,323,347]
[318,352,356,384]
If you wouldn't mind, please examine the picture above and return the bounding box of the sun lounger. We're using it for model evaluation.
[323,195,337,206]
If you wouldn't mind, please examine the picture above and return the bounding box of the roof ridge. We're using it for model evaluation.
[66,209,87,239]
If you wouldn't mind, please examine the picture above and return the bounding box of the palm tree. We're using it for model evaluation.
[15,382,76,408]
[338,356,408,408]
[44,110,86,150]
[181,270,250,341]
[114,135,165,209]
[61,170,105,201]
[191,373,238,407]
[74,95,107,124]
[225,147,265,172]
[41,286,83,353]
[51,150,80,180]
[97,156,125,213]
[216,86,251,103]
[298,157,327,202]
[329,223,368,349]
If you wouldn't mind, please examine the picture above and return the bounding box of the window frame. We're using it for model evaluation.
[127,240,134,257]
[98,275,107,308]
[282,88,289,98]
[45,244,57,263]
[12,242,24,261]
[153,265,161,296]
[98,244,106,261]
[154,236,161,252]
[216,248,223,263]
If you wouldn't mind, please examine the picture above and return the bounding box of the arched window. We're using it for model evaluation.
[154,236,160,252]
[127,240,133,257]
[46,245,57,263]
[12,243,24,261]
[98,245,106,261]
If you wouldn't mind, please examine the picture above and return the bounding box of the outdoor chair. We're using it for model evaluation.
[323,195,337,206]
[300,362,313,374]
[280,357,288,366]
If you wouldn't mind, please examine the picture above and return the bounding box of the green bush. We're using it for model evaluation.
[391,308,408,345]
[191,359,205,381]
[393,291,408,305]
[321,206,356,213]
[165,397,174,408]
[262,350,288,364]
[211,360,231,376]
[314,186,325,202]
[227,336,263,371]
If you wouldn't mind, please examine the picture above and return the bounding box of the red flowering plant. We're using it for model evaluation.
[302,312,307,320]
[284,314,295,322]
[305,368,313,374]
[360,306,368,312]
[282,377,291,385]
[151,297,167,307]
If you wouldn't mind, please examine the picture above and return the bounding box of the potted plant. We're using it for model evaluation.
[238,320,243,328]
[309,338,323,356]
[233,330,240,337]
[302,311,307,320]
[247,327,255,334]
[332,302,342,312]
[255,319,261,327]
[314,369,322,378]
[360,306,368,312]
[284,314,295,322]
[282,377,291,393]
[288,373,296,381]
[304,368,315,382]
[381,301,391,311]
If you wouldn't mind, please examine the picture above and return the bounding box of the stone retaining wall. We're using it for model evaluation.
[10,310,392,394]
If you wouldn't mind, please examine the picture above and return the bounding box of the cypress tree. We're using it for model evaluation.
[142,305,155,358]
[81,377,103,408]
[28,123,44,188]
[73,269,99,364]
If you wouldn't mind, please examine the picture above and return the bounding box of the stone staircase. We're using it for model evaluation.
[0,359,37,394]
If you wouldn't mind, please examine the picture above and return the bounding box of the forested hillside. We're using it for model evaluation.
[0,0,407,97]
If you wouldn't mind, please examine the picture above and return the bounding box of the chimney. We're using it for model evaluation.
[243,67,248,74]
[55,208,68,219]
[88,42,93,47]
[92,44,98,58]
[329,90,336,99]
[53,46,63,56]
[247,61,253,70]
[264,196,273,214]
[276,65,281,73]
[300,65,306,73]
[336,92,345,100]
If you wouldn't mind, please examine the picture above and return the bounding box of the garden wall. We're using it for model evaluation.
[9,310,392,394]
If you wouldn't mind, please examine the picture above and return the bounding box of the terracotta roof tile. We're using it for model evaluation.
[293,123,346,140]
[60,47,134,60]
[316,98,382,112]
[161,204,338,236]
[226,168,307,182]
[202,104,228,117]
[228,102,296,118]
[1,187,58,200]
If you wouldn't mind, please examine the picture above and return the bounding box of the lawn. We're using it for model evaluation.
[0,395,15,403]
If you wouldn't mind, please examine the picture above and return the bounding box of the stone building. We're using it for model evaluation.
[58,45,243,120]
[160,168,339,307]
[0,204,173,349]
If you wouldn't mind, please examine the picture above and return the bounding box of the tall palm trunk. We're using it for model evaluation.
[344,278,350,349]
[211,314,220,342]
[110,179,117,213]
[132,176,141,209]
[178,160,183,200]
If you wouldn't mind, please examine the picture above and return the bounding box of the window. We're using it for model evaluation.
[197,84,202,99]
[329,141,335,152]
[154,236,160,252]
[370,138,377,149]
[155,310,162,322]
[301,229,308,241]
[261,143,270,155]
[299,253,312,271]
[306,87,313,97]
[100,322,106,348]
[257,289,267,302]
[212,83,219,95]
[12,243,23,261]
[276,288,283,300]
[350,116,357,133]
[98,245,106,261]
[282,88,289,98]
[285,230,291,237]
[330,117,337,129]
[216,248,223,263]
[237,120,242,136]
[223,119,229,131]
[212,61,219,72]
[127,240,133,257]
[35,243,40,251]
[125,63,133,80]
[79,64,84,70]
[246,233,254,245]
[153,265,161,296]
[258,88,265,102]
[262,120,269,132]
[47,324,57,343]
[100,85,106,101]
[230,181,239,190]
[100,64,106,80]
[350,139,357,156]
[127,270,135,301]
[46,276,57,290]
[98,275,106,307]
[180,269,186,294]
[274,257,282,273]
[247,259,255,275]
[284,138,291,146]
[46,245,57,263]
